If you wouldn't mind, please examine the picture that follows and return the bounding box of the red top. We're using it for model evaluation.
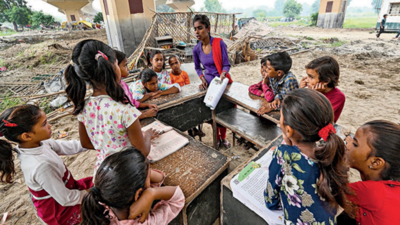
[248,80,275,102]
[322,87,345,123]
[348,180,400,225]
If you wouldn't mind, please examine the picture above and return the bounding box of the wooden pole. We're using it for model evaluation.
[212,110,218,149]
[215,15,219,33]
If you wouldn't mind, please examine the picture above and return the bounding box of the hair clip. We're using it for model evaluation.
[95,51,109,61]
[3,119,17,127]
[70,60,74,66]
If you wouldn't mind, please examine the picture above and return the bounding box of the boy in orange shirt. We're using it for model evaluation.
[169,55,190,86]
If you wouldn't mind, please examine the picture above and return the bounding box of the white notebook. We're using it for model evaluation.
[142,121,189,163]
[204,77,229,110]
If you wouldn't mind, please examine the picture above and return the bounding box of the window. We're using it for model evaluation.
[326,1,333,13]
[70,15,76,21]
[389,3,400,15]
[129,0,144,14]
[103,0,109,15]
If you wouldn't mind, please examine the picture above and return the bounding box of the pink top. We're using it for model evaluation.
[248,80,275,102]
[107,186,185,225]
[121,80,140,108]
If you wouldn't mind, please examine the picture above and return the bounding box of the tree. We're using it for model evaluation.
[204,0,224,13]
[31,11,55,29]
[283,0,302,19]
[311,0,320,13]
[156,4,174,13]
[0,0,31,31]
[253,9,267,21]
[93,12,104,23]
[371,0,383,14]
[274,0,285,16]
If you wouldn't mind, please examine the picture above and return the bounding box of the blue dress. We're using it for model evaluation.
[264,145,337,225]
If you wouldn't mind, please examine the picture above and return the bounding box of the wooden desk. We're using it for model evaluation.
[215,108,281,148]
[223,82,280,124]
[221,135,283,225]
[140,119,229,225]
[145,84,235,131]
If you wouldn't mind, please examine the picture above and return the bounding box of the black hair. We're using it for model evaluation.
[146,50,165,70]
[281,88,354,217]
[64,39,129,115]
[305,56,340,88]
[266,52,292,74]
[193,14,211,29]
[80,148,148,225]
[114,50,126,66]
[140,68,158,84]
[362,120,400,181]
[0,105,42,183]
[168,55,180,65]
[261,57,267,66]
[383,14,388,17]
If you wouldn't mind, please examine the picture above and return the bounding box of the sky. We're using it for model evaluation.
[26,0,372,22]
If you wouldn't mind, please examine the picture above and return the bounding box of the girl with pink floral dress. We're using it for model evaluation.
[64,40,158,174]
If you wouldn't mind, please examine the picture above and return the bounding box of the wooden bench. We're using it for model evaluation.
[215,107,281,148]
[141,118,229,225]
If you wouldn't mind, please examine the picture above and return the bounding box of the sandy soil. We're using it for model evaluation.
[1,27,399,224]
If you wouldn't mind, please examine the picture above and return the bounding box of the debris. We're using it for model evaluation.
[1,212,9,225]
[354,79,364,85]
[50,96,68,108]
[44,75,66,94]
[0,66,7,72]
[232,156,241,160]
[58,131,68,139]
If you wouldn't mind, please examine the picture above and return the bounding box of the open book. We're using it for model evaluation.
[142,121,189,163]
[230,149,284,225]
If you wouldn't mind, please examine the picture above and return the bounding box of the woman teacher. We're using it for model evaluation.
[193,14,232,149]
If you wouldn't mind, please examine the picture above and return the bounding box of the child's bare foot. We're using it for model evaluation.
[257,105,273,116]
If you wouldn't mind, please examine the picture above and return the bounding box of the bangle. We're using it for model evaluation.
[200,74,204,79]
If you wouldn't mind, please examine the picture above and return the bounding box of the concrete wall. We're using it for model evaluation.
[317,0,347,28]
[100,0,155,56]
[377,0,400,31]
[45,1,89,22]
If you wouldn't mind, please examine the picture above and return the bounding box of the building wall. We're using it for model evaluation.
[100,0,155,56]
[317,0,347,28]
[376,0,400,31]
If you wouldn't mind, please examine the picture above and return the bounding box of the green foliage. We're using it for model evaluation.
[253,9,267,21]
[311,0,320,13]
[274,0,285,16]
[0,0,31,31]
[310,12,318,26]
[31,11,55,29]
[156,4,174,13]
[0,95,24,112]
[371,0,383,14]
[343,17,376,28]
[204,0,225,13]
[283,0,303,19]
[93,12,104,23]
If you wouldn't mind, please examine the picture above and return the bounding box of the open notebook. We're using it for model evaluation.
[230,149,284,225]
[142,120,189,163]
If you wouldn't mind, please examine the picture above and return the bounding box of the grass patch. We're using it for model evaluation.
[39,52,58,65]
[343,17,377,29]
[0,94,24,112]
[0,30,18,36]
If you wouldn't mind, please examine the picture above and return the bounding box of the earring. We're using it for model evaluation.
[369,165,372,169]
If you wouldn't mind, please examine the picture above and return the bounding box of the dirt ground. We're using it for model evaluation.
[1,27,399,224]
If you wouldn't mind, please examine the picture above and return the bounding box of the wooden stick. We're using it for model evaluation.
[212,110,217,149]
[0,90,66,101]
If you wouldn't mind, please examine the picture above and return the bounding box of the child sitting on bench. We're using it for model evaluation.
[248,57,275,102]
[257,52,298,116]
[115,50,159,119]
[81,148,185,225]
[130,69,180,102]
[342,120,400,225]
[300,56,345,123]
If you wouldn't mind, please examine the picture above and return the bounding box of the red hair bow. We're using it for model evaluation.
[3,119,17,127]
[318,123,336,142]
[95,50,108,61]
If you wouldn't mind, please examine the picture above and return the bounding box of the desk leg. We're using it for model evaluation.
[212,110,217,149]
[232,132,236,147]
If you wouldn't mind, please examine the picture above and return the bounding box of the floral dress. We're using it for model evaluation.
[156,70,172,85]
[264,145,337,225]
[77,95,141,174]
